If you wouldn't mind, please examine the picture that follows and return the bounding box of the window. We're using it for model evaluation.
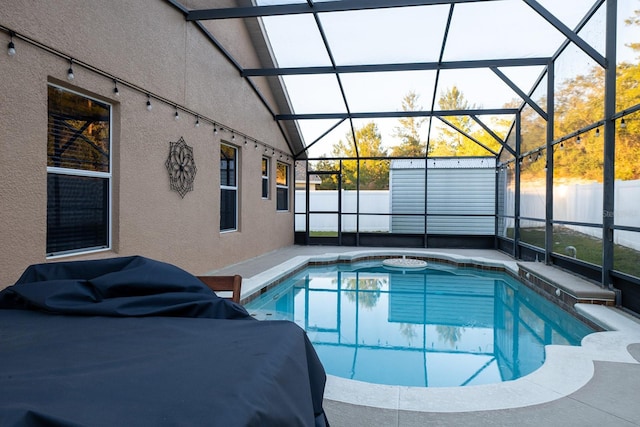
[262,157,269,199]
[220,144,238,231]
[276,162,289,211]
[47,85,111,256]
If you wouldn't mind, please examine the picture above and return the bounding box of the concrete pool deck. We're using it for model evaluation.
[205,246,640,426]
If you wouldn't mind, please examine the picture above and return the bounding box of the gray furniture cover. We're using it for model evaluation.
[0,256,329,427]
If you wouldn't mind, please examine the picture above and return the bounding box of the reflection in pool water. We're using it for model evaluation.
[245,261,594,388]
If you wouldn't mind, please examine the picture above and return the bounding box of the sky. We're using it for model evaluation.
[254,0,639,157]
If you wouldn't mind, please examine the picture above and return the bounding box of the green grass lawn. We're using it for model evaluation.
[308,231,339,237]
[510,226,640,277]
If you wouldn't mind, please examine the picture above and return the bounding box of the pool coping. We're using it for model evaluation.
[240,249,640,413]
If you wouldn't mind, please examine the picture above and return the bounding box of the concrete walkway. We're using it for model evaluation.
[205,246,640,427]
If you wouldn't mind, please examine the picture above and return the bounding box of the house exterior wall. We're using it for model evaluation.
[0,0,294,287]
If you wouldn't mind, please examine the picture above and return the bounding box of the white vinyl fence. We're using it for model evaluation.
[502,180,640,250]
[296,180,640,251]
[295,189,494,234]
[295,190,390,232]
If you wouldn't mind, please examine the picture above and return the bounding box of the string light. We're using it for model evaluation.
[7,32,16,56]
[595,128,600,137]
[620,118,627,129]
[576,135,581,144]
[67,59,75,81]
[4,28,293,164]
[560,142,564,150]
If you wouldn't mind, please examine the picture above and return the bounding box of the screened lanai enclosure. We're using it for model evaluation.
[27,0,612,316]
[182,0,639,313]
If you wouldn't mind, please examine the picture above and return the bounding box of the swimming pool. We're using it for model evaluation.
[244,259,594,388]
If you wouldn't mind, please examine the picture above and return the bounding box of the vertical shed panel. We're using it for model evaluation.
[390,159,495,235]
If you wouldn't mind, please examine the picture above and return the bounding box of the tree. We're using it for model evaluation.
[615,6,640,180]
[428,86,488,156]
[549,57,640,182]
[327,122,390,190]
[313,123,390,189]
[342,276,385,309]
[625,7,640,53]
[391,91,427,157]
[518,5,640,183]
[313,157,340,190]
[436,86,475,150]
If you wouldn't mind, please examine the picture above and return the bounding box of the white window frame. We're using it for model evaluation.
[220,143,238,232]
[262,157,270,199]
[46,83,112,258]
[276,161,290,212]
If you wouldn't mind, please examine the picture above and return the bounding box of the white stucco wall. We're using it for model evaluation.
[0,0,294,286]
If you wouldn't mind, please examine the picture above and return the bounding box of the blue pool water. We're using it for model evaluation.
[245,260,595,388]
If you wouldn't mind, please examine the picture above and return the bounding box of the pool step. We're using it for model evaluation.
[518,262,616,308]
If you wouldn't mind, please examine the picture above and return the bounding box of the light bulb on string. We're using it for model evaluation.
[67,59,75,81]
[113,80,119,97]
[146,95,152,111]
[7,32,16,56]
[195,116,200,127]
[620,118,627,129]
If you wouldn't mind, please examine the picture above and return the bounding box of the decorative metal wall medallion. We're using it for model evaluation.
[165,137,197,198]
